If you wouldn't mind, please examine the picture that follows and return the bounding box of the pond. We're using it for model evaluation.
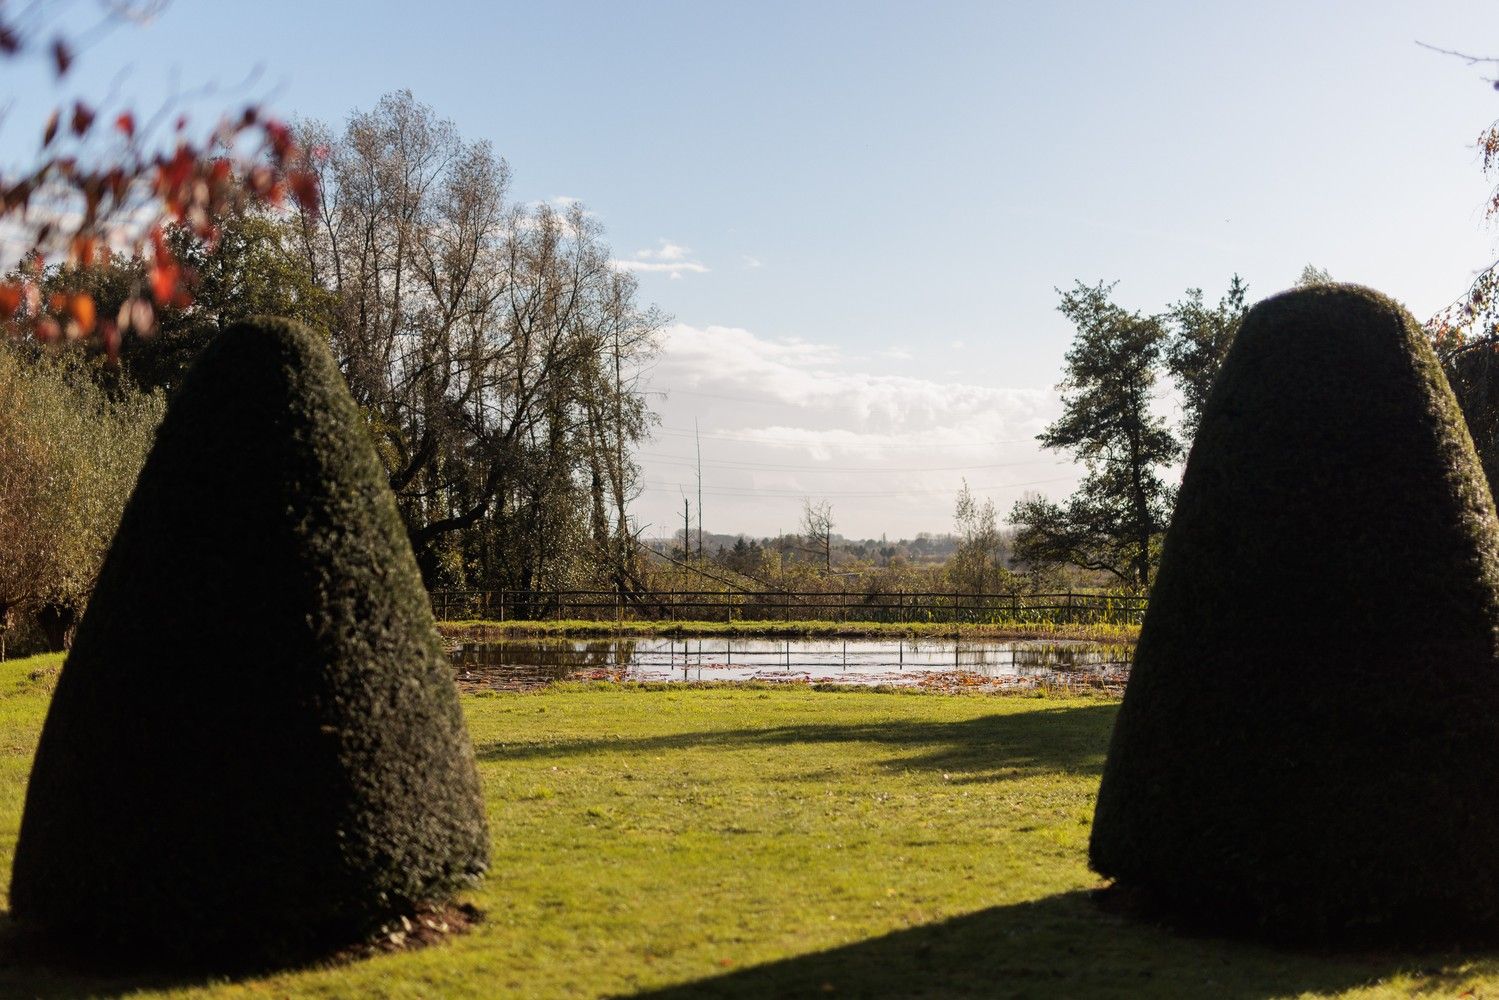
[449,637,1133,694]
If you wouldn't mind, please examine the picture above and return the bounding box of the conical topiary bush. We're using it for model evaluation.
[1090,284,1499,943]
[9,318,489,964]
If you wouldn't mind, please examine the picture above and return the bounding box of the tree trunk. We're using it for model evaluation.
[35,602,78,652]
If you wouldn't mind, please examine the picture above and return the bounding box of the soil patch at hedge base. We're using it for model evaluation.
[332,901,484,962]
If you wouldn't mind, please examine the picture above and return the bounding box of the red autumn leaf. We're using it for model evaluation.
[0,282,20,318]
[42,110,59,148]
[35,316,60,343]
[0,25,19,54]
[264,120,293,158]
[68,294,96,335]
[102,320,120,362]
[154,147,197,211]
[150,261,178,305]
[51,39,72,76]
[71,101,95,136]
[115,112,135,139]
[70,234,96,267]
[289,170,319,214]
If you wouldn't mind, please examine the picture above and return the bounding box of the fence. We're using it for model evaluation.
[430,588,1146,626]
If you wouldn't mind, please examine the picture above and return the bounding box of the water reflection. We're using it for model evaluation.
[451,638,1132,693]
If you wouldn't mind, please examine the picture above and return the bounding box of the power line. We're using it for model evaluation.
[652,426,1039,448]
[649,384,1028,414]
[639,474,1078,499]
[641,452,1066,474]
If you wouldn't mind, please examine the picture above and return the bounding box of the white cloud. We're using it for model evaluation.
[614,260,710,280]
[741,254,763,269]
[637,322,1071,536]
[652,323,1052,454]
[637,240,689,262]
[878,347,914,361]
[613,239,709,279]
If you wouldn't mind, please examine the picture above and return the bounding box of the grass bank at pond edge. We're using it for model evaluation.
[437,617,1140,645]
[4,653,1493,998]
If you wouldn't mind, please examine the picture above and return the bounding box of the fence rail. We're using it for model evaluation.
[430,588,1146,626]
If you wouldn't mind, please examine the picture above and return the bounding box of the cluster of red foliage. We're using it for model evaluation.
[0,3,319,357]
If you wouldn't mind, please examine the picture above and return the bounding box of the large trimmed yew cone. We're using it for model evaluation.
[1091,285,1499,943]
[10,318,489,964]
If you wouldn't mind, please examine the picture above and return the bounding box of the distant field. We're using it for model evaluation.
[2,654,1496,998]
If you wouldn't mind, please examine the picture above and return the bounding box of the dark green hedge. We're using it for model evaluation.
[10,318,489,965]
[1090,285,1499,943]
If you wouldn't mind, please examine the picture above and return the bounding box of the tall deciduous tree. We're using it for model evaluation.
[289,91,661,592]
[949,479,1010,594]
[1429,111,1499,490]
[800,498,835,573]
[1430,114,1499,350]
[1165,275,1247,440]
[1010,282,1179,591]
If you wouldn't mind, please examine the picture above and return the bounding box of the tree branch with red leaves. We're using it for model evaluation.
[0,0,318,356]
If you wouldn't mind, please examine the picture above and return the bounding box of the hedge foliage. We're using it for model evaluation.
[10,318,489,965]
[1090,285,1499,943]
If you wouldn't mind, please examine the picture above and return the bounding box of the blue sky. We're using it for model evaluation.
[7,1,1498,538]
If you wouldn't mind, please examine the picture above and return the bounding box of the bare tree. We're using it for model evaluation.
[800,498,835,573]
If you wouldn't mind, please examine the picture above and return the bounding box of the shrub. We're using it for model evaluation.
[9,318,489,965]
[0,342,162,651]
[1090,285,1499,943]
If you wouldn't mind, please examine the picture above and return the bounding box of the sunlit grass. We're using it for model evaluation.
[2,653,1497,998]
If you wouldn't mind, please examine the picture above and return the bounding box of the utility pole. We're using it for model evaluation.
[682,497,692,561]
[695,419,704,560]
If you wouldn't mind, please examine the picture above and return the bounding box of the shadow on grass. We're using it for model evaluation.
[629,889,1490,1000]
[0,914,225,1000]
[476,703,1116,784]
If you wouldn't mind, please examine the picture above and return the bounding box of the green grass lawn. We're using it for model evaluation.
[1,652,1497,998]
